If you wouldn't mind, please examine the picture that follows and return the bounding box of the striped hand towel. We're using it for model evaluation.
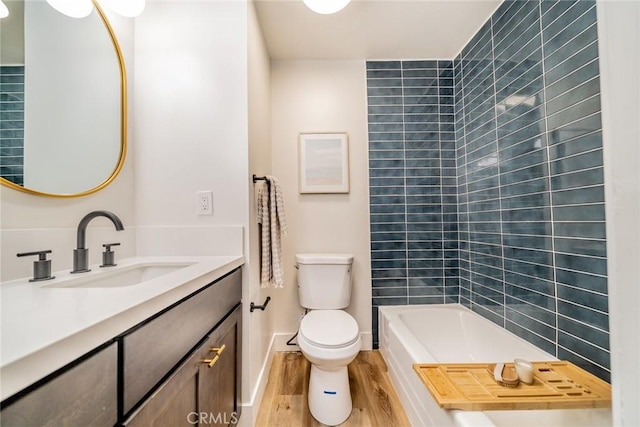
[257,176,287,288]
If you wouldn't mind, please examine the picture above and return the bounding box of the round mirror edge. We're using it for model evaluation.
[0,0,128,198]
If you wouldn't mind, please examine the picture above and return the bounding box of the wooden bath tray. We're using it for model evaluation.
[413,361,611,411]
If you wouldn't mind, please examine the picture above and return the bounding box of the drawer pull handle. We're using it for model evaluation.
[204,355,220,368]
[203,344,226,368]
[212,344,226,355]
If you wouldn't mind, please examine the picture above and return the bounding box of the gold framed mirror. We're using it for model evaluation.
[0,0,126,198]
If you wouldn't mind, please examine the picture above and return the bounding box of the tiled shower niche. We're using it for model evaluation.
[367,0,609,381]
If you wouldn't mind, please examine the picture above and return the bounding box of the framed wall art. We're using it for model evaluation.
[298,132,349,194]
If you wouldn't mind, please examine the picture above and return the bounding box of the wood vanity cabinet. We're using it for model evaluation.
[0,267,242,427]
[0,343,118,427]
[123,304,241,427]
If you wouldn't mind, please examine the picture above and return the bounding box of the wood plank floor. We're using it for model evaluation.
[256,351,410,426]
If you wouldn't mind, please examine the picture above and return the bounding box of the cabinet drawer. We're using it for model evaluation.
[122,268,241,415]
[0,343,117,427]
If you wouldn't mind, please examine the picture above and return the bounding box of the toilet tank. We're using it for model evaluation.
[296,254,354,309]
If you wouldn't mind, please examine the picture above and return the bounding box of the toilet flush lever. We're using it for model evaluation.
[17,250,55,282]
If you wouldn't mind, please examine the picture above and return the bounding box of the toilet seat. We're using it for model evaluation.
[300,310,359,349]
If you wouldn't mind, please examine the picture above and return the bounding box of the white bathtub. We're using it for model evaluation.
[378,304,612,427]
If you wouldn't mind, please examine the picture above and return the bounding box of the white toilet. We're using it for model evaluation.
[296,253,361,426]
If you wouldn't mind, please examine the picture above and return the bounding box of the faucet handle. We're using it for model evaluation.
[100,243,120,268]
[17,250,55,282]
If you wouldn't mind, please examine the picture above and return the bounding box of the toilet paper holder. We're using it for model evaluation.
[250,296,271,312]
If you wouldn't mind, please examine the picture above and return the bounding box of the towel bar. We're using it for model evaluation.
[250,296,271,312]
[252,174,267,183]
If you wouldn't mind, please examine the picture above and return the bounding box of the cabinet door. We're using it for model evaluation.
[198,305,242,426]
[0,343,117,427]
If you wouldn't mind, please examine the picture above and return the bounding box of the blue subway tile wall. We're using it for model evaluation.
[367,60,458,347]
[0,66,25,186]
[367,0,609,381]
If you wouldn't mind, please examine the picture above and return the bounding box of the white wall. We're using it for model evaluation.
[244,0,274,423]
[0,0,25,64]
[597,1,640,425]
[270,60,372,348]
[133,1,248,229]
[0,11,136,281]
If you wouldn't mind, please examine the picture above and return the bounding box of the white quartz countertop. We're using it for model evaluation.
[0,255,244,401]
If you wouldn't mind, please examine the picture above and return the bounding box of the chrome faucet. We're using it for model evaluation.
[72,210,124,273]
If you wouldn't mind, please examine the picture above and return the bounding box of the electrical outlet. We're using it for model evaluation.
[196,191,213,215]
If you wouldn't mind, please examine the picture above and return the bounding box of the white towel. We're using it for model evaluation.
[257,176,287,288]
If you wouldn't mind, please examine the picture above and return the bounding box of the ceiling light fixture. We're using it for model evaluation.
[303,0,351,15]
[0,0,10,18]
[45,0,93,18]
[99,0,145,17]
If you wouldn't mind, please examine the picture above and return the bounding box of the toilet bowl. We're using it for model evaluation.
[298,310,362,426]
[295,253,359,426]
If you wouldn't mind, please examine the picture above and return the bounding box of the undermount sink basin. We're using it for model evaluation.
[43,262,195,289]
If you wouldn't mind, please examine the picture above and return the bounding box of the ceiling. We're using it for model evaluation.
[254,0,503,60]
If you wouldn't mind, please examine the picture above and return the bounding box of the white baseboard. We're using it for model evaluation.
[237,334,276,427]
[360,331,373,350]
[273,332,301,352]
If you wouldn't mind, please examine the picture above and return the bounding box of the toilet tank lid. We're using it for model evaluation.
[296,254,354,264]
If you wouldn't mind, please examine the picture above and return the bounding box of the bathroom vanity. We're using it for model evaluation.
[0,256,244,426]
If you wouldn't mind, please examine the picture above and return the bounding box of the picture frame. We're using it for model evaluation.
[298,132,350,194]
